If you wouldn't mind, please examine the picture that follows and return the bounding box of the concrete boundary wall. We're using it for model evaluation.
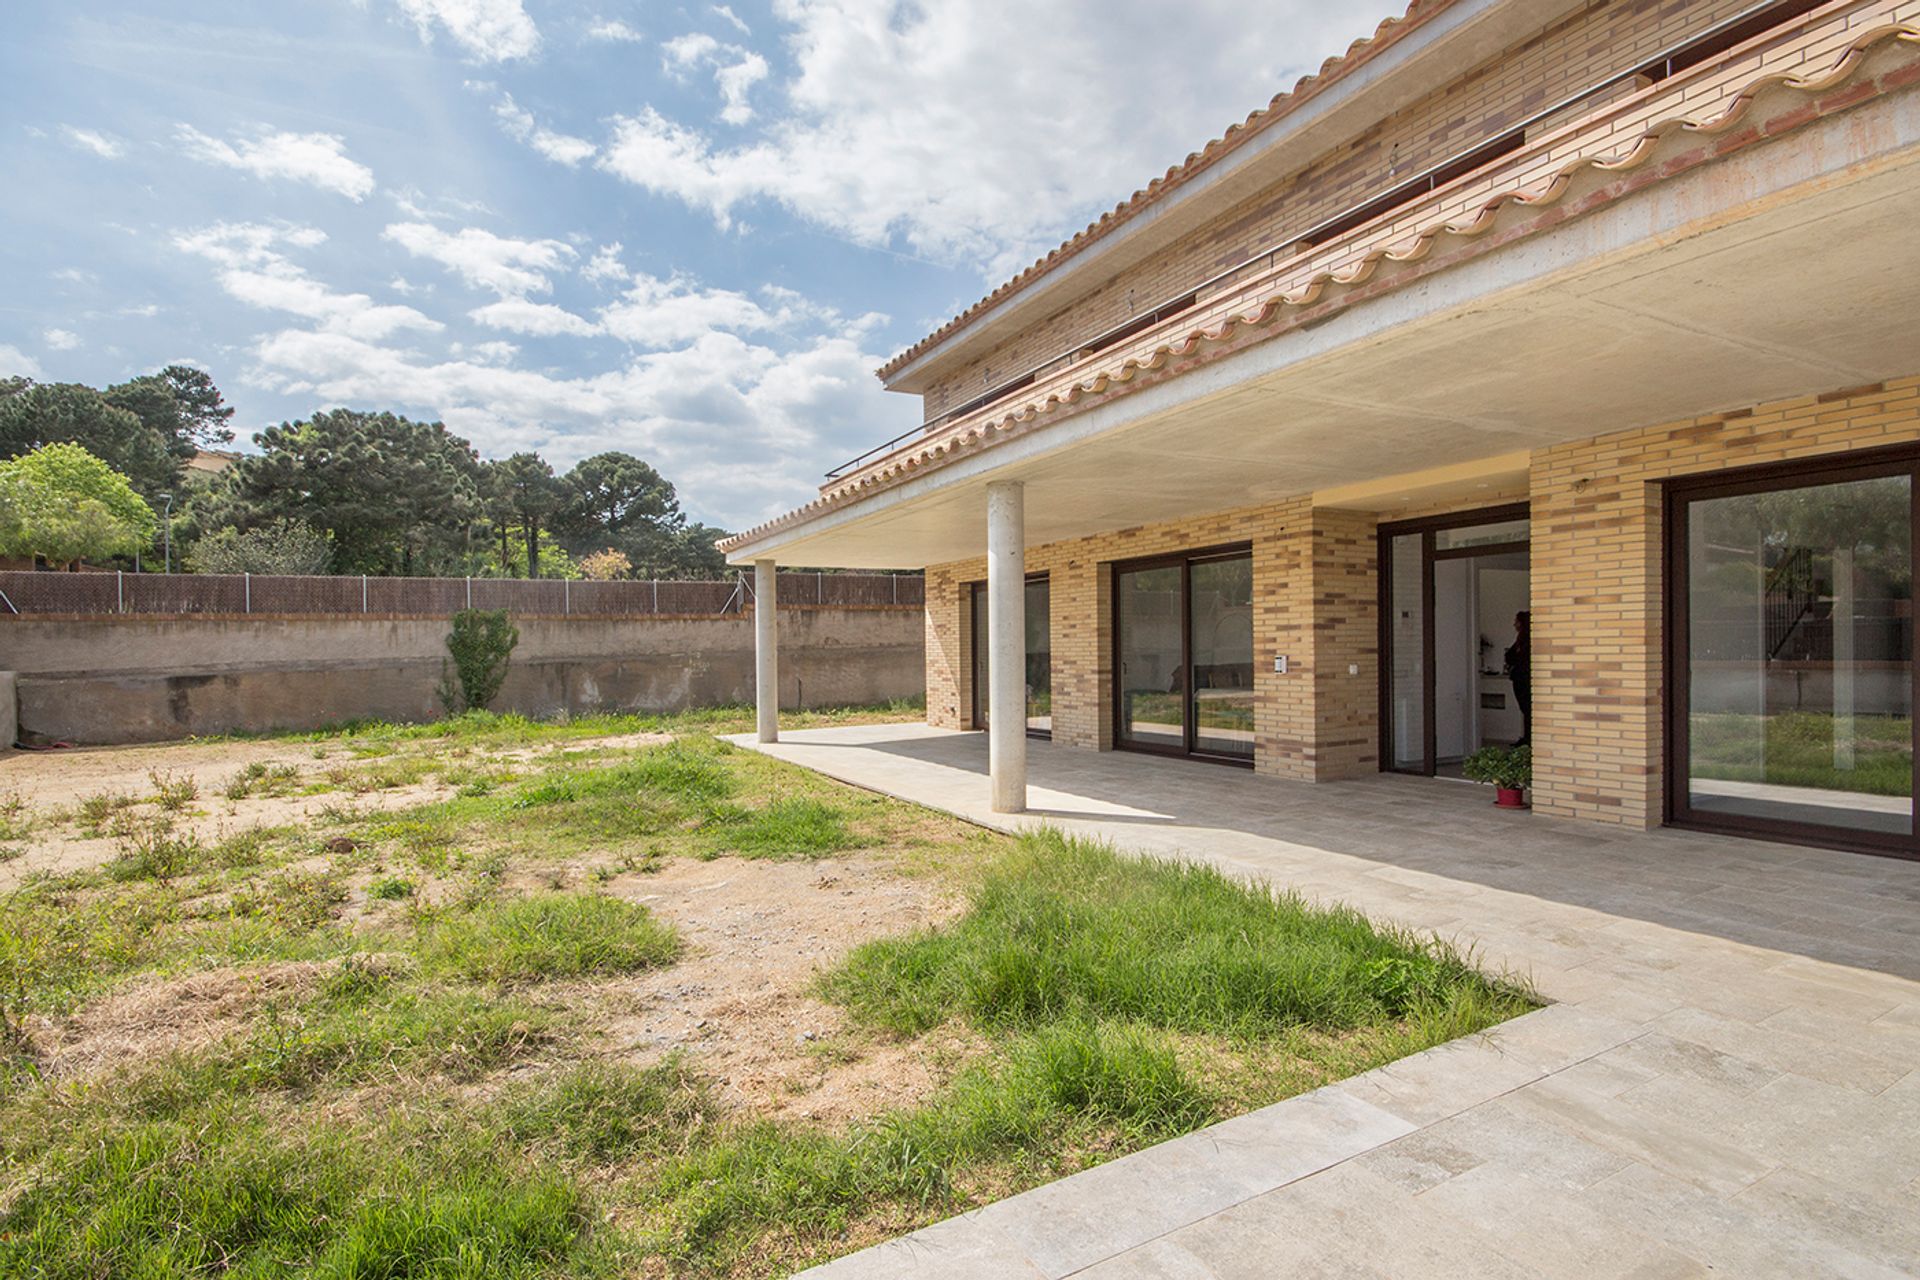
[3,607,924,745]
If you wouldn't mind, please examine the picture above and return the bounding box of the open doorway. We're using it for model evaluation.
[1380,506,1530,778]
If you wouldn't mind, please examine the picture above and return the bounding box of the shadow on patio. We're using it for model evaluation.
[737,723,1920,985]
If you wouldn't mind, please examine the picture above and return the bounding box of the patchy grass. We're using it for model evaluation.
[823,830,1527,1043]
[0,710,1531,1279]
[417,893,680,983]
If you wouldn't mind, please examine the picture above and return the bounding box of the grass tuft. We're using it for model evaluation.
[823,829,1530,1041]
[418,892,680,983]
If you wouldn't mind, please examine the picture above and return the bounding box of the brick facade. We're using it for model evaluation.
[918,0,1757,420]
[926,377,1920,832]
[1530,376,1920,827]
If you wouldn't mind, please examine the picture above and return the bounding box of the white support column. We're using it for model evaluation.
[986,481,1027,813]
[755,560,779,744]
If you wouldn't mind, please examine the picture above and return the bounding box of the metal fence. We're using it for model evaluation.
[0,570,924,618]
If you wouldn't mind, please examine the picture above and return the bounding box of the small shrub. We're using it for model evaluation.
[1461,744,1531,790]
[147,770,198,813]
[368,875,415,900]
[440,608,519,714]
[106,822,203,884]
[76,791,137,833]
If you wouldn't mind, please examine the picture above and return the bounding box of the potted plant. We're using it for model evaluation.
[1462,744,1531,809]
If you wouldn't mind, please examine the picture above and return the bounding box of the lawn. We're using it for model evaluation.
[1689,710,1913,796]
[0,706,1533,1278]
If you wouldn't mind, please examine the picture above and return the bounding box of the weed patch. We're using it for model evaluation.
[418,892,679,983]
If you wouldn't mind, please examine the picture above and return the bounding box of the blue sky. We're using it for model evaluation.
[0,0,1382,529]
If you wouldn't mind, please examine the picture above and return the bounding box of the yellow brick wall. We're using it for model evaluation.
[924,497,1381,781]
[1531,377,1920,827]
[920,0,1757,420]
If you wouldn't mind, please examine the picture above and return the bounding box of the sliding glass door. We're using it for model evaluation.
[1668,454,1916,856]
[970,576,1051,737]
[1113,546,1254,764]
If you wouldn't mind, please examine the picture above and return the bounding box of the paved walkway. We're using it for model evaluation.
[731,724,1920,1279]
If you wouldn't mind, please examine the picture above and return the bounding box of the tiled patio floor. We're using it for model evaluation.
[732,724,1920,1279]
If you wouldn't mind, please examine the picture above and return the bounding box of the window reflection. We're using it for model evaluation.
[1684,473,1913,835]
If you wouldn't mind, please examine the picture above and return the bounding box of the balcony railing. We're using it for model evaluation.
[828,0,1912,494]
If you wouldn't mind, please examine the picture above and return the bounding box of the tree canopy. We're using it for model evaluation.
[0,363,734,578]
[0,443,158,568]
[218,410,483,575]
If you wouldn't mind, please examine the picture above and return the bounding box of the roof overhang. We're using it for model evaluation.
[729,76,1920,569]
[881,0,1592,394]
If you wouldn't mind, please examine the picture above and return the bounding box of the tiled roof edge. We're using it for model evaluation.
[873,0,1454,383]
[725,20,1920,554]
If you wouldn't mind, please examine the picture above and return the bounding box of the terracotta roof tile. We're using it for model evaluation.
[874,0,1455,382]
[723,15,1920,556]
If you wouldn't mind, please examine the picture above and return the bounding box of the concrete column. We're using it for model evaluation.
[754,559,778,744]
[986,481,1027,813]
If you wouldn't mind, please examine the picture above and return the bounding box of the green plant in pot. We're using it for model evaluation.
[1462,744,1531,809]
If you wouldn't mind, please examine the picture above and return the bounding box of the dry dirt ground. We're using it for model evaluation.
[5,724,978,1129]
[0,730,671,889]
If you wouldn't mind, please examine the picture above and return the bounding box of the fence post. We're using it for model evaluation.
[465,577,472,609]
[817,571,824,604]
[564,579,570,616]
[117,570,124,614]
[244,573,251,614]
[362,575,368,613]
[652,579,659,614]
[892,573,898,604]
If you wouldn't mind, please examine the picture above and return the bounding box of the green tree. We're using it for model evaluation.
[186,519,331,575]
[103,365,236,466]
[440,608,519,713]
[0,443,157,568]
[221,410,481,574]
[487,453,567,579]
[0,381,178,497]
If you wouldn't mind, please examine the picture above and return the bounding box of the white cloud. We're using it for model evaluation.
[586,18,645,43]
[0,345,43,379]
[62,126,125,159]
[712,5,751,36]
[600,0,1384,275]
[43,328,80,351]
[492,93,598,166]
[470,298,601,337]
[246,321,904,525]
[661,32,767,125]
[383,222,575,296]
[393,0,540,61]
[582,242,628,284]
[175,221,440,342]
[598,272,779,348]
[177,125,376,200]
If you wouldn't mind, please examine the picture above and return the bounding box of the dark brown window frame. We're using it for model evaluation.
[1109,542,1256,768]
[1376,503,1531,778]
[968,573,1053,740]
[1662,445,1920,861]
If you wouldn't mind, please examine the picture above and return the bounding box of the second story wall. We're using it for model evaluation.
[917,0,1761,424]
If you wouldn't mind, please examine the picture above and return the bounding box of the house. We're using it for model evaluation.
[722,0,1920,860]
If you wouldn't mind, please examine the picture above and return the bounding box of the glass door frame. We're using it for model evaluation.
[1109,542,1256,768]
[1376,503,1531,777]
[968,573,1053,740]
[1662,446,1920,860]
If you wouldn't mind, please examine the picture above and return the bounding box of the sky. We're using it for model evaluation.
[0,0,1386,530]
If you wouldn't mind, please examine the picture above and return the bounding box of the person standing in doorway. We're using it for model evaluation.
[1504,611,1531,746]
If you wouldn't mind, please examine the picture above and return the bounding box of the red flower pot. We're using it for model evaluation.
[1494,786,1528,810]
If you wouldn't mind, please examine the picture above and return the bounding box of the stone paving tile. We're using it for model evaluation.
[962,1087,1414,1278]
[1410,1161,1712,1278]
[749,727,1920,1279]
